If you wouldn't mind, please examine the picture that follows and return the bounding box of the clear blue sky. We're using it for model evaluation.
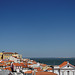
[0,0,75,57]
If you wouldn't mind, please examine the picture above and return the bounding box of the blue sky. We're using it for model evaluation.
[0,0,75,57]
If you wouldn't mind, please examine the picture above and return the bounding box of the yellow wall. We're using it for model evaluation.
[0,53,3,59]
[12,54,22,59]
[3,54,13,59]
[0,52,22,59]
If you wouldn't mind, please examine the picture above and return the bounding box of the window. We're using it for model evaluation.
[62,71,64,75]
[67,71,69,75]
[73,71,74,75]
[67,65,69,67]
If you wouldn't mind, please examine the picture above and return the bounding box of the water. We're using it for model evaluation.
[30,58,75,65]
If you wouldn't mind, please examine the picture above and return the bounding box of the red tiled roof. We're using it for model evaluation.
[0,61,5,63]
[24,70,32,74]
[14,52,18,54]
[47,68,52,70]
[59,61,67,68]
[13,63,22,66]
[8,60,14,62]
[5,67,12,71]
[28,63,33,65]
[59,61,75,68]
[3,52,13,54]
[1,60,14,63]
[20,63,28,68]
[40,64,47,67]
[34,67,43,72]
[7,64,11,66]
[36,72,57,75]
[3,52,18,54]
[0,63,7,66]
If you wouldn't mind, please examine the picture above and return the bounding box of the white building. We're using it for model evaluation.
[0,69,11,75]
[53,61,75,75]
[12,63,22,72]
[9,56,20,63]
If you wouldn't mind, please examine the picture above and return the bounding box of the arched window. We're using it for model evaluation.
[67,71,69,75]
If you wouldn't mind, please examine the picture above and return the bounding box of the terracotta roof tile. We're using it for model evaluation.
[20,63,28,68]
[3,52,13,54]
[40,64,47,67]
[24,70,32,74]
[36,72,57,75]
[5,67,12,71]
[34,67,43,72]
[0,63,7,66]
[59,61,75,68]
[8,60,14,62]
[13,63,22,66]
[47,68,52,70]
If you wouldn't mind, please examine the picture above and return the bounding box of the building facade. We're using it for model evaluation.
[53,61,75,75]
[0,52,3,59]
[0,52,22,60]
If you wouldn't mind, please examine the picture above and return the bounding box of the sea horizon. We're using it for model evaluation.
[24,57,75,66]
[23,57,75,59]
